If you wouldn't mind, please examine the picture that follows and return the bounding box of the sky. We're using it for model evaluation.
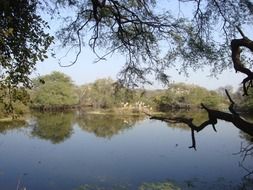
[33,0,247,91]
[34,48,245,91]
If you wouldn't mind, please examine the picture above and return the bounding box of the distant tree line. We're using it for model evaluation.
[153,83,227,111]
[0,71,252,119]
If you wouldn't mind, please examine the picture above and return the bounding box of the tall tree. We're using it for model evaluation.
[31,71,78,107]
[0,0,53,88]
[0,0,54,115]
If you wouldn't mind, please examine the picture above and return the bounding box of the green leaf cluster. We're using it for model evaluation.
[0,84,30,118]
[31,71,78,106]
[78,78,135,108]
[0,0,54,88]
[153,83,226,111]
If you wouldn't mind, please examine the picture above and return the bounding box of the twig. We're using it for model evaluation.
[236,26,246,38]
[225,89,239,116]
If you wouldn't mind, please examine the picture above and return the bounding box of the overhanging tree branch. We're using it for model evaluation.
[231,29,253,96]
[149,90,253,149]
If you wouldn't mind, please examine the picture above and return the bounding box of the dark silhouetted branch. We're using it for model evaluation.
[149,90,253,149]
[231,30,253,96]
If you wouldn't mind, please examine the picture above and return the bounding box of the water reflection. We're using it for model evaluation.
[239,131,253,143]
[74,177,253,190]
[30,112,75,143]
[26,111,146,143]
[76,113,144,138]
[139,181,180,190]
[154,109,253,150]
[163,110,209,130]
[0,120,27,133]
[0,111,253,190]
[234,137,253,179]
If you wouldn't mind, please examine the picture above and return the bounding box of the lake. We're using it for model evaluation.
[0,111,252,190]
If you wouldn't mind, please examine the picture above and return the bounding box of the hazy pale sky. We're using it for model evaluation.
[34,47,245,90]
[33,1,246,91]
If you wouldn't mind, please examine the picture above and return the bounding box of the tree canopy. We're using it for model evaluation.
[0,0,253,91]
[153,83,226,110]
[31,71,78,106]
[0,0,53,88]
[78,78,137,108]
[47,0,253,90]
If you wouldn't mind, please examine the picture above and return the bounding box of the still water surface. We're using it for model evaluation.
[0,112,252,190]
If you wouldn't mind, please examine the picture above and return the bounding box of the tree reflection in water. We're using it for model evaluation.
[148,93,253,186]
[163,110,208,131]
[0,110,252,189]
[149,91,253,150]
[234,131,253,181]
[29,111,145,142]
[0,120,27,134]
[31,112,75,143]
[76,113,145,138]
